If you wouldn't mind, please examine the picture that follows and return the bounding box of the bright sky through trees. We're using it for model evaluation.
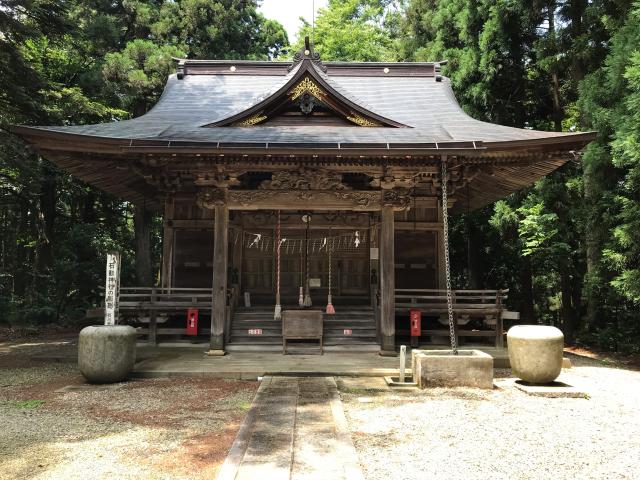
[259,0,329,42]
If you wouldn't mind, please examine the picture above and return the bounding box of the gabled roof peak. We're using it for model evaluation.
[207,56,410,128]
[289,36,327,73]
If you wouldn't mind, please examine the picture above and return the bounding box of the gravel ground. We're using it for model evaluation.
[4,332,639,480]
[340,355,640,480]
[0,337,258,480]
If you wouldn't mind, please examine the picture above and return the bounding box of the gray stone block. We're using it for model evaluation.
[412,349,494,389]
[507,325,563,384]
[78,325,137,383]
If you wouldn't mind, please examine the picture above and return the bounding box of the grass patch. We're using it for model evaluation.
[10,399,44,409]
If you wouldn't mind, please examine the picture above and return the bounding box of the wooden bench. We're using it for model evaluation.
[395,289,509,348]
[282,310,323,355]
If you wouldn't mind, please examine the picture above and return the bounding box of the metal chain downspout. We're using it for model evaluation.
[441,156,458,355]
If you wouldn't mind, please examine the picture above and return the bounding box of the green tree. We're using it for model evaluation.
[152,0,288,59]
[295,0,399,61]
[103,39,185,117]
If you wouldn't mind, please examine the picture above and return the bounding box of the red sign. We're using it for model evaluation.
[248,329,263,335]
[186,308,199,336]
[344,329,353,335]
[410,309,422,337]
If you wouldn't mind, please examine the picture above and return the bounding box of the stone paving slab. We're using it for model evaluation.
[513,379,588,398]
[217,376,365,480]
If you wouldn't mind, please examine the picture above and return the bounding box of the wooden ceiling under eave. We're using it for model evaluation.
[45,152,162,208]
[451,156,570,213]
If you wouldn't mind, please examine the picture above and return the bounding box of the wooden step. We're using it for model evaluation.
[229,307,379,347]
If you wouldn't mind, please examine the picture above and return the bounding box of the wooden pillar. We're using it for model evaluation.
[379,204,396,355]
[149,287,158,346]
[210,202,228,354]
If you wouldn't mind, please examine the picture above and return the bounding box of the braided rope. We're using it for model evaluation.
[303,216,312,306]
[326,234,335,313]
[328,238,332,296]
[299,223,304,306]
[276,212,281,301]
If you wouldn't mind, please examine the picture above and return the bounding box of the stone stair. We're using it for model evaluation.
[229,306,378,350]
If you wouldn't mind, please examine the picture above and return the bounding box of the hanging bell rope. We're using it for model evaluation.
[303,214,312,307]
[441,157,458,355]
[326,233,335,314]
[274,210,282,321]
[298,227,304,307]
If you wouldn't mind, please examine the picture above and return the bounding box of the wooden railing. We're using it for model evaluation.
[118,287,214,345]
[119,287,214,311]
[395,289,508,348]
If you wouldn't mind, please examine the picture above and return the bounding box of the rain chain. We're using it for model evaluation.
[441,158,458,355]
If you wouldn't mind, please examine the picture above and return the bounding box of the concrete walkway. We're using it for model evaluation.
[217,376,364,480]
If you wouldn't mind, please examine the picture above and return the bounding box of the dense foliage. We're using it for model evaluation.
[1,0,638,352]
[0,0,288,323]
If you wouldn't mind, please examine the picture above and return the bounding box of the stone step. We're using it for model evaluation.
[233,314,375,320]
[231,330,377,339]
[232,320,374,327]
[229,336,378,345]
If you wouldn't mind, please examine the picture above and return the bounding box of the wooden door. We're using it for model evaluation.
[172,229,214,288]
[394,231,438,289]
[240,227,370,304]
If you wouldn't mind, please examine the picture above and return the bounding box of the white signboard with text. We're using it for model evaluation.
[104,251,121,325]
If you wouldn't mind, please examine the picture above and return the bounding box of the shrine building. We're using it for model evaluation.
[13,40,595,355]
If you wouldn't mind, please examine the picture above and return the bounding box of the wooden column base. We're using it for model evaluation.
[206,349,226,357]
[379,335,397,356]
[209,334,225,354]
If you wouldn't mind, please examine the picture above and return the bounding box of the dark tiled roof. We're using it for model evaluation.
[20,59,590,147]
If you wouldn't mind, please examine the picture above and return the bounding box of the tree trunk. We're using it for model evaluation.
[583,162,600,330]
[134,203,153,287]
[32,160,57,297]
[13,202,30,298]
[547,3,563,132]
[520,255,535,323]
[560,264,578,344]
[82,190,96,224]
[466,218,482,289]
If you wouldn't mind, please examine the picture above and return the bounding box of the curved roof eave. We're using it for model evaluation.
[11,123,595,157]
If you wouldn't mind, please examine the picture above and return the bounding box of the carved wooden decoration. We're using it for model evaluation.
[194,173,242,188]
[227,190,380,211]
[382,188,412,210]
[196,188,227,209]
[346,113,380,127]
[234,112,268,126]
[288,77,326,102]
[259,169,351,191]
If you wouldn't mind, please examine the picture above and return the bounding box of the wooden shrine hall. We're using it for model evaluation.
[14,40,595,355]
